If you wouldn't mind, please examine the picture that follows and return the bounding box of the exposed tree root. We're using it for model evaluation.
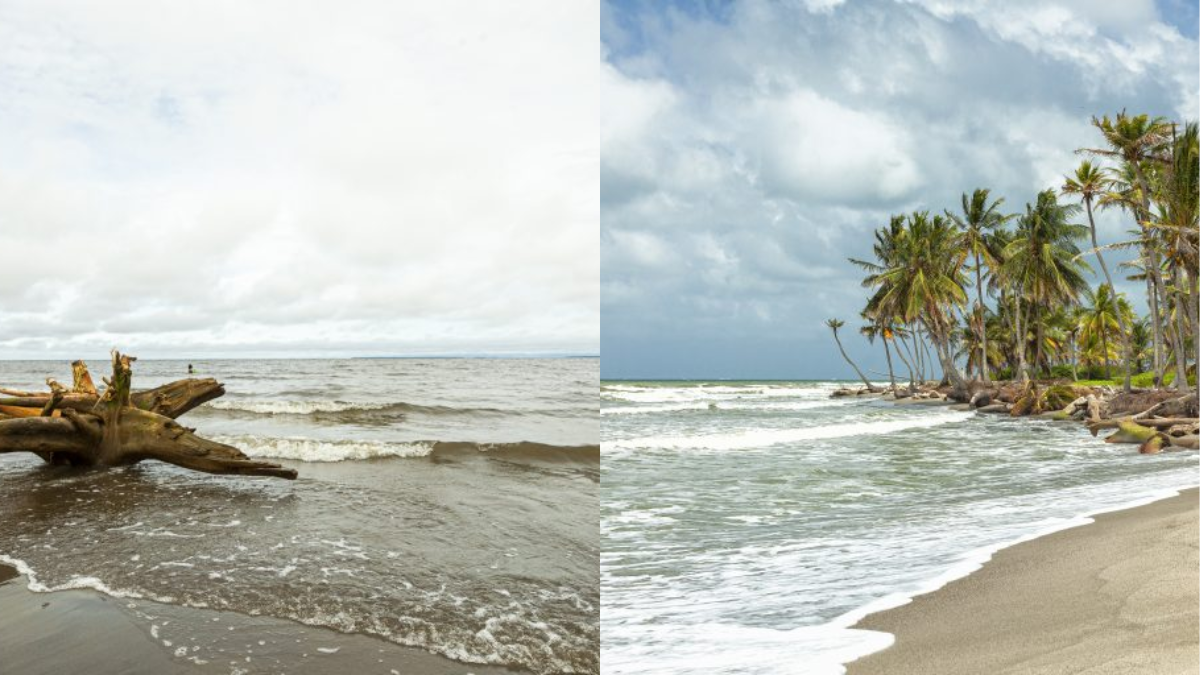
[0,352,295,480]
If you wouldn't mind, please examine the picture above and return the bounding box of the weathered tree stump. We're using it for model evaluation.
[0,352,296,479]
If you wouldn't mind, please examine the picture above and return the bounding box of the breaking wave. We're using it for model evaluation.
[604,410,973,452]
[215,435,600,464]
[204,399,511,417]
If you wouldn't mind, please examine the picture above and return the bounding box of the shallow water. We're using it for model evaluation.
[0,358,599,675]
[601,381,1199,674]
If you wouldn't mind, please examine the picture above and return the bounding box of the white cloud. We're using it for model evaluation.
[752,90,923,204]
[0,0,599,358]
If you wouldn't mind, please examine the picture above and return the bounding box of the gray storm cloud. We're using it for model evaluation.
[601,0,1198,379]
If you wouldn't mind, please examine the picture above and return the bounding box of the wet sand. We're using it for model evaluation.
[848,488,1199,675]
[0,563,521,675]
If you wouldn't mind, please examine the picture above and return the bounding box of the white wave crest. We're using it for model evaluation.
[602,383,843,404]
[212,436,434,462]
[604,410,973,452]
[205,400,385,414]
[601,398,862,416]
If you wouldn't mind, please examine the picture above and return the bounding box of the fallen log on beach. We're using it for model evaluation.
[0,352,296,479]
[1087,417,1200,434]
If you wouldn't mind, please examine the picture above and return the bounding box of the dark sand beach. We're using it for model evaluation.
[0,561,519,674]
[849,488,1200,675]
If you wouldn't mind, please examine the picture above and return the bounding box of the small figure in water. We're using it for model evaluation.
[187,364,194,374]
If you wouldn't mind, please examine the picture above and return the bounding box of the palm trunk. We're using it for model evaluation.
[1191,269,1199,394]
[1102,328,1111,380]
[1147,271,1163,386]
[1034,310,1044,380]
[910,332,925,383]
[920,330,937,383]
[1130,170,1168,388]
[1084,197,1132,392]
[832,331,879,392]
[883,336,897,394]
[1171,274,1189,390]
[973,250,990,382]
[1015,295,1027,382]
[896,334,917,391]
[1070,334,1078,381]
[924,318,968,399]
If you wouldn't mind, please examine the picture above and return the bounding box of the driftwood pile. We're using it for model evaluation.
[0,352,296,479]
[832,380,1199,454]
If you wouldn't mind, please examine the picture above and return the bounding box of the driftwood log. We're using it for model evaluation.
[0,352,296,479]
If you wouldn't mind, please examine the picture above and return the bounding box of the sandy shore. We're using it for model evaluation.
[848,487,1199,675]
[0,563,521,675]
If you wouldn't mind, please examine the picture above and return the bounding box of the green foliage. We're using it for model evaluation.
[1042,385,1079,410]
[1049,364,1075,379]
[1071,371,1196,387]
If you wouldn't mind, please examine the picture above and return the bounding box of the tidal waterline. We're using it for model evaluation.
[601,381,1198,674]
[0,358,599,674]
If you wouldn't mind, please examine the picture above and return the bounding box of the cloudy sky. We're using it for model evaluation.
[0,0,598,359]
[601,0,1199,379]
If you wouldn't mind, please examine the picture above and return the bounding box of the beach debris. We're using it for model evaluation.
[1170,435,1200,450]
[975,403,1010,414]
[1008,383,1092,418]
[0,351,296,479]
[1138,434,1166,454]
[832,376,1197,455]
[1101,420,1158,444]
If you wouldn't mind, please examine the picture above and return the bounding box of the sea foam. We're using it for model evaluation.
[213,436,434,462]
[604,409,973,452]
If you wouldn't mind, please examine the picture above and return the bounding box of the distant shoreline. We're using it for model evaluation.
[0,354,600,362]
[602,378,861,383]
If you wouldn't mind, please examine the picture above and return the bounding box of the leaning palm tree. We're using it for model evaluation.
[1063,160,1134,392]
[947,188,1009,382]
[826,318,879,391]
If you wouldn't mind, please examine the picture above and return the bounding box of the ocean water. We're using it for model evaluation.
[0,358,599,674]
[601,381,1199,675]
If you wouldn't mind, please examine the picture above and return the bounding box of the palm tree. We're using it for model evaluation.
[947,188,1009,383]
[853,212,971,399]
[1078,284,1134,380]
[1086,112,1171,216]
[1063,160,1134,391]
[1130,318,1152,373]
[1002,190,1091,380]
[1084,112,1174,386]
[1150,122,1199,391]
[826,318,879,391]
